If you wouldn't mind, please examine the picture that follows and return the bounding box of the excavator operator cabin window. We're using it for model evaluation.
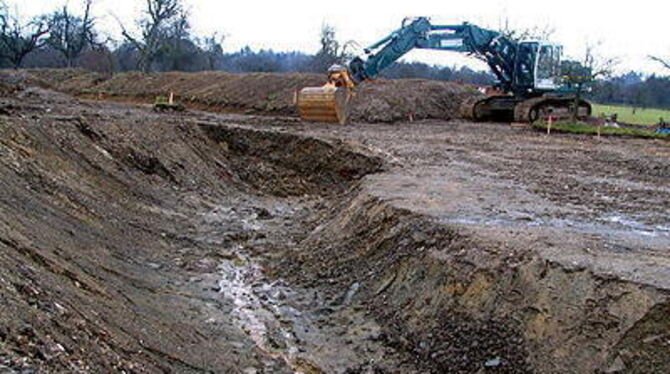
[537,45,554,80]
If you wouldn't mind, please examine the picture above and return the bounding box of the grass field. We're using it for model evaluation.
[533,122,670,140]
[592,104,670,126]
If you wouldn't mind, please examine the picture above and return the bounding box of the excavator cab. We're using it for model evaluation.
[534,43,563,90]
[514,41,563,93]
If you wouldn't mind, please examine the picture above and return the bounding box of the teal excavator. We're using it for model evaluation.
[297,17,591,124]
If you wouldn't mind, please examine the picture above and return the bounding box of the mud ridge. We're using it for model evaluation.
[25,69,481,123]
[197,123,385,196]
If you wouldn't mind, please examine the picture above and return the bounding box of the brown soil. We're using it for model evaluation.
[27,69,481,123]
[0,70,669,374]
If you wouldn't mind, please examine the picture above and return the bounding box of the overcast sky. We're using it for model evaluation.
[11,0,670,75]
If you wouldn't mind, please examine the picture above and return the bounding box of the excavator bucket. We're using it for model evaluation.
[297,86,350,125]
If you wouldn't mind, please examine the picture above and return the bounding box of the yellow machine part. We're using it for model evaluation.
[297,85,351,125]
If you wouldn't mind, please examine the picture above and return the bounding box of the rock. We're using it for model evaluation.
[642,334,663,344]
[603,356,626,373]
[17,324,35,338]
[147,262,162,270]
[0,364,16,374]
[368,330,385,342]
[484,357,502,368]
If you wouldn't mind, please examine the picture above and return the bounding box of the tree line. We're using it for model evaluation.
[590,72,670,110]
[2,0,670,109]
[1,0,494,83]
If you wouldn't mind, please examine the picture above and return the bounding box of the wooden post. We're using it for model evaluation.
[547,115,553,135]
[169,92,174,105]
[597,113,606,140]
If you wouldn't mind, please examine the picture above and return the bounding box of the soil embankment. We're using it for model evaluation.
[28,69,480,123]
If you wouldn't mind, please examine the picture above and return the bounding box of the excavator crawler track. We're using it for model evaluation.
[514,97,592,123]
[459,95,519,122]
[460,95,592,123]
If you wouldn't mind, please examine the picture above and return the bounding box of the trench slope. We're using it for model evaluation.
[0,83,388,373]
[273,121,670,374]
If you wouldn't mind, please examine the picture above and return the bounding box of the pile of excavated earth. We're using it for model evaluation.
[0,70,668,374]
[28,69,481,123]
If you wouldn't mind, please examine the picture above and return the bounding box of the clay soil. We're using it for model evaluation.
[0,71,668,374]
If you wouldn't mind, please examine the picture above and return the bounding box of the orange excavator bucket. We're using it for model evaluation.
[296,65,355,125]
[297,86,350,124]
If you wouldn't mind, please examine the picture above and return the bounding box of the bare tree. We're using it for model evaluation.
[0,3,49,68]
[156,10,193,71]
[199,32,224,70]
[78,47,115,76]
[47,0,98,68]
[498,17,555,42]
[562,42,618,121]
[649,55,670,71]
[310,23,355,72]
[117,0,182,72]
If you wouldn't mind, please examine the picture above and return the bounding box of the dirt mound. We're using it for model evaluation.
[348,79,478,123]
[0,70,52,95]
[29,69,481,123]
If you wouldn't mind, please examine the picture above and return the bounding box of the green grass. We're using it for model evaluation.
[592,103,670,126]
[533,122,670,140]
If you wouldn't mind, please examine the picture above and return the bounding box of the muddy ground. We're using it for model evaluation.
[0,73,668,373]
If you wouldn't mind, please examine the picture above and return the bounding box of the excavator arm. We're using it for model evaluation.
[349,18,519,92]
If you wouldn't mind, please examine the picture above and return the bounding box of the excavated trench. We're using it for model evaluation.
[0,82,669,374]
[277,188,670,373]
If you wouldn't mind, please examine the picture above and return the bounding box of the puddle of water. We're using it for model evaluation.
[441,212,669,246]
[603,215,665,238]
[216,246,391,374]
[204,202,398,374]
[217,247,308,373]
